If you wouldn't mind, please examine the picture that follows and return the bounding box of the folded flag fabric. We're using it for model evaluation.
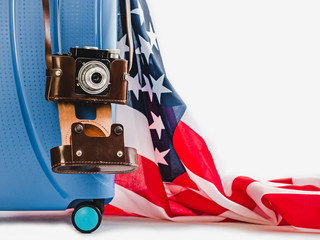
[105,0,320,231]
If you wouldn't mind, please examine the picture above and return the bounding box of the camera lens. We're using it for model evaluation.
[78,61,110,95]
[91,72,102,84]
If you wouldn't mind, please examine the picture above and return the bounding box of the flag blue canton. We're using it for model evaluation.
[117,0,187,182]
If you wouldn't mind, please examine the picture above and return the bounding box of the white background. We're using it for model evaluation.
[150,0,320,180]
[2,0,320,239]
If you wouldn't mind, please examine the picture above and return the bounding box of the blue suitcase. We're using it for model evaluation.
[0,0,119,233]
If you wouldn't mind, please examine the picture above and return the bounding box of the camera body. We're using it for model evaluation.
[71,47,120,96]
[45,46,128,104]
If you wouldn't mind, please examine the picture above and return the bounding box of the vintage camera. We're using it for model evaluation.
[45,46,128,103]
[70,47,120,96]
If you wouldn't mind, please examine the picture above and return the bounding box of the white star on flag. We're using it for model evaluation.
[154,148,170,166]
[128,74,141,100]
[147,23,158,50]
[139,35,153,64]
[117,34,129,60]
[149,111,165,139]
[142,74,153,101]
[131,0,144,26]
[151,74,172,103]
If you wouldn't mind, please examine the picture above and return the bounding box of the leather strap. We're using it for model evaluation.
[57,103,113,145]
[125,0,134,72]
[41,0,138,174]
[42,0,52,69]
[42,0,134,72]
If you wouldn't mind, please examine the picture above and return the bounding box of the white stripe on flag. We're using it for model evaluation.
[183,165,273,225]
[292,227,320,233]
[246,182,281,225]
[116,104,157,164]
[113,184,169,219]
[247,180,320,196]
[292,176,320,188]
[222,176,293,198]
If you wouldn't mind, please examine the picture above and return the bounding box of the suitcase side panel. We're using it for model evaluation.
[0,0,116,210]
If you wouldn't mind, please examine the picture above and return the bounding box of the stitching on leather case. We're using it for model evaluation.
[50,97,127,103]
[52,161,136,169]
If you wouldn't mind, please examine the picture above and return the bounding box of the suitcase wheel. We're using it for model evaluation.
[71,201,102,233]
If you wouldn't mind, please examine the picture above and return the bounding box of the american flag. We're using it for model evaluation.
[105,0,320,231]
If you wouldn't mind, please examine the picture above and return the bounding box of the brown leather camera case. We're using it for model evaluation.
[45,56,129,104]
[51,123,138,174]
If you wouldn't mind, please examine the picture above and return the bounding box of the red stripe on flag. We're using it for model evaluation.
[278,185,320,191]
[173,172,199,190]
[262,194,320,229]
[114,154,171,216]
[173,121,224,193]
[269,178,293,184]
[104,204,138,216]
[167,198,198,217]
[228,176,257,211]
[169,189,227,216]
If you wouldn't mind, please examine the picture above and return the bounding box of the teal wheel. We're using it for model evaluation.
[72,202,102,233]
